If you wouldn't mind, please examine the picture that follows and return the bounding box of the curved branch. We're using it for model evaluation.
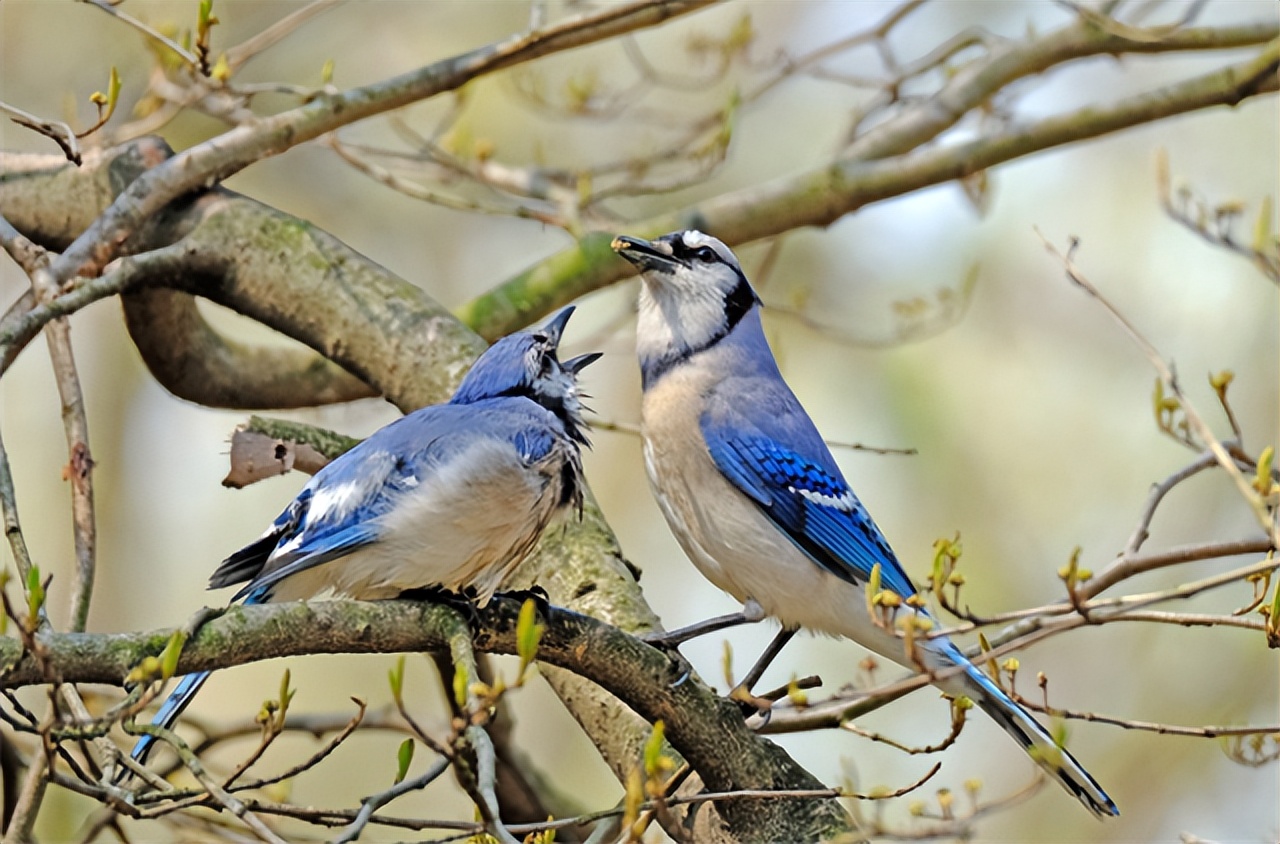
[39,0,715,291]
[121,288,376,409]
[460,31,1280,339]
[0,596,853,841]
[2,142,482,412]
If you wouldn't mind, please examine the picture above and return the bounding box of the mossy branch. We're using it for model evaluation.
[0,595,852,842]
[460,28,1279,339]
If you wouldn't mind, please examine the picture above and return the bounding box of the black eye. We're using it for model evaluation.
[693,246,718,262]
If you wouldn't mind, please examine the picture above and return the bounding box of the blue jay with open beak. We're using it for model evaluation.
[612,230,1117,818]
[129,307,600,769]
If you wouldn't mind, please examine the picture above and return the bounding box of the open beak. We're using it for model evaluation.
[562,352,603,375]
[539,305,576,346]
[611,235,681,272]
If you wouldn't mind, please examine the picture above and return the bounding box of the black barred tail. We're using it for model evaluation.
[122,669,212,776]
[943,644,1119,817]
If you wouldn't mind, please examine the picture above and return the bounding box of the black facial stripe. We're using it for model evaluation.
[723,274,759,334]
[663,235,700,263]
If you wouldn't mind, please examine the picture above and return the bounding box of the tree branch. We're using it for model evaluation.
[0,596,854,841]
[460,30,1279,338]
[37,0,715,293]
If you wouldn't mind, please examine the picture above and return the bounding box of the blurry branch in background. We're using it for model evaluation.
[1156,150,1280,284]
[1039,232,1279,547]
[456,11,1279,338]
[29,0,716,301]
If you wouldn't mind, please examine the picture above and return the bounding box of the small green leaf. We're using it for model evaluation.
[1267,573,1280,640]
[0,568,9,635]
[394,738,414,785]
[210,53,231,82]
[865,563,882,618]
[977,632,1000,683]
[198,0,217,35]
[24,565,44,625]
[320,58,335,85]
[786,676,808,707]
[724,13,754,56]
[89,66,123,123]
[515,598,544,683]
[388,654,406,703]
[277,668,295,722]
[1253,196,1274,254]
[158,629,187,681]
[1151,378,1170,429]
[1254,446,1275,496]
[1209,369,1235,394]
[643,720,665,777]
[126,655,164,685]
[452,661,469,710]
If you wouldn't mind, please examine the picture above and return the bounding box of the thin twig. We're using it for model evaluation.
[79,0,201,69]
[0,101,80,163]
[1039,231,1277,546]
[224,0,343,71]
[0,214,97,633]
[331,757,452,844]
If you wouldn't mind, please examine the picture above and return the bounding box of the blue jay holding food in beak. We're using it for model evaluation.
[129,307,600,768]
[612,230,1117,818]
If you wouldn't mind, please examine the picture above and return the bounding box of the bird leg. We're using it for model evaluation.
[640,598,767,648]
[730,626,798,717]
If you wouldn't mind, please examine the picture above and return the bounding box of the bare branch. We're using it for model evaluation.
[462,33,1280,338]
[1039,232,1278,546]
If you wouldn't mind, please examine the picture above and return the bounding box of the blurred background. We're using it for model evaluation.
[2,1,1277,840]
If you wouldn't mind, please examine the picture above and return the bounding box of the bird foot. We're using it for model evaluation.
[398,585,483,625]
[494,584,553,617]
[729,684,774,720]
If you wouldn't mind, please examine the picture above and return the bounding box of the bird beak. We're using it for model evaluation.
[539,305,576,345]
[562,352,603,375]
[611,235,681,272]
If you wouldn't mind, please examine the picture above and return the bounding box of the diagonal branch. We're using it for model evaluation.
[460,32,1279,339]
[40,0,716,291]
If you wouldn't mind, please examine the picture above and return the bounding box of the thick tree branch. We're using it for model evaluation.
[2,141,482,411]
[460,30,1279,338]
[120,288,377,410]
[0,596,853,842]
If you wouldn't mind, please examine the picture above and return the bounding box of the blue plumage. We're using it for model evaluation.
[127,307,598,772]
[615,229,1118,818]
[705,432,916,598]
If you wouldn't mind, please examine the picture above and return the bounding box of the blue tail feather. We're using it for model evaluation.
[129,669,212,766]
[128,589,268,770]
[936,641,1119,818]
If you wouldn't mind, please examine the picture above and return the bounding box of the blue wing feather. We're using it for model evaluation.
[229,523,381,601]
[209,398,562,601]
[703,430,918,599]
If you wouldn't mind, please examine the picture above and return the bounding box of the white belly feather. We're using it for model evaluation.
[270,438,567,605]
[641,363,917,670]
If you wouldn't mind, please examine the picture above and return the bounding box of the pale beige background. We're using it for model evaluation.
[2,1,1277,841]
